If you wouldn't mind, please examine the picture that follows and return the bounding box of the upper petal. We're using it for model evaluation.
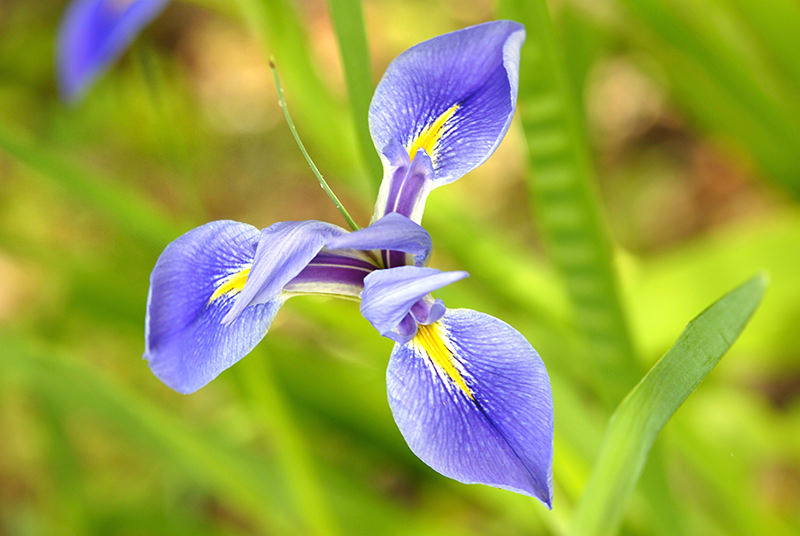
[370,145,436,225]
[326,212,432,267]
[222,220,347,324]
[360,266,468,342]
[386,309,553,505]
[369,20,525,186]
[145,220,281,394]
[57,0,169,100]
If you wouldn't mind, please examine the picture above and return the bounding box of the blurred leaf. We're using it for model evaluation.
[0,121,181,247]
[628,211,800,362]
[234,353,339,536]
[0,334,293,534]
[234,0,362,183]
[327,0,383,194]
[571,273,766,536]
[498,0,638,402]
[611,0,800,197]
[38,396,91,535]
[724,0,800,94]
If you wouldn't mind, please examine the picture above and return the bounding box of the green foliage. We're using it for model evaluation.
[610,0,800,197]
[572,274,766,535]
[0,0,797,535]
[500,0,639,404]
[327,0,383,194]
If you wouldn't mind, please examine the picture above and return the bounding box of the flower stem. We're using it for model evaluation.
[269,59,360,231]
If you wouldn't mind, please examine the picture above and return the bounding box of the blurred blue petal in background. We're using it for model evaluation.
[57,0,169,100]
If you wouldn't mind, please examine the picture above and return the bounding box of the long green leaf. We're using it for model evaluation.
[498,0,638,402]
[571,273,767,536]
[724,0,800,94]
[327,0,383,193]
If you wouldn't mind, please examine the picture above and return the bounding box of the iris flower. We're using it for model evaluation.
[143,21,553,505]
[57,0,169,100]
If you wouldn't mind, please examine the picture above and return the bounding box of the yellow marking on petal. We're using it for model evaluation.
[407,104,460,162]
[414,322,473,399]
[208,267,250,304]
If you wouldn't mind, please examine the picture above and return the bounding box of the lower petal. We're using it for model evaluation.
[145,220,281,394]
[360,266,468,342]
[386,308,553,505]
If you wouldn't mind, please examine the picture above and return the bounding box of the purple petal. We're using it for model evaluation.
[386,309,553,504]
[370,147,437,227]
[223,220,347,324]
[369,20,525,188]
[410,298,446,325]
[57,0,169,100]
[371,144,436,225]
[360,266,468,342]
[326,212,432,267]
[144,220,281,394]
[284,252,377,298]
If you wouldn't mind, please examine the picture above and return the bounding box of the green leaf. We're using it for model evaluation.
[724,0,800,94]
[498,0,638,402]
[571,273,767,536]
[233,352,340,536]
[327,0,383,193]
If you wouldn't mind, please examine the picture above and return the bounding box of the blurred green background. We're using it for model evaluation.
[1,0,799,534]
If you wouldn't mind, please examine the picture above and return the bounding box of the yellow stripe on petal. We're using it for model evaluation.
[413,322,473,399]
[208,266,251,304]
[407,104,460,162]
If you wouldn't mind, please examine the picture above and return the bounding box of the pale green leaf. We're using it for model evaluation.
[327,0,383,193]
[571,273,767,536]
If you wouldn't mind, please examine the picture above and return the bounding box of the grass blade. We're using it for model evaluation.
[613,0,800,197]
[498,0,638,402]
[723,0,800,94]
[571,273,767,536]
[327,0,383,193]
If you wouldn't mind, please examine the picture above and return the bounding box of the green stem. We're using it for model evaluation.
[270,60,360,231]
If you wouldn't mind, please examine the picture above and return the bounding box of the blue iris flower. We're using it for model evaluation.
[139,20,554,505]
[57,0,169,100]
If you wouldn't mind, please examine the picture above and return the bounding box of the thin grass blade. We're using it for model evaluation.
[0,334,294,533]
[613,0,800,197]
[234,0,360,178]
